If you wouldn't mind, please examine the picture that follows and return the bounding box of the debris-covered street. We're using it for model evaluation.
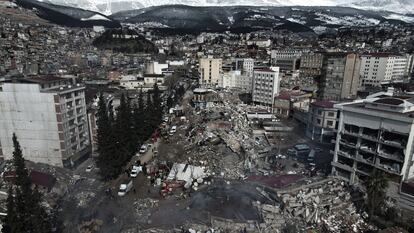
[21,88,373,233]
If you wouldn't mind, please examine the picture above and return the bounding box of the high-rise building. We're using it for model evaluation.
[360,53,410,87]
[319,53,361,101]
[252,67,280,107]
[198,57,222,87]
[0,77,90,167]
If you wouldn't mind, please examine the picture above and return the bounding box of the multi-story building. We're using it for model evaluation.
[198,57,223,87]
[0,77,90,167]
[271,49,302,71]
[360,53,410,87]
[300,52,324,78]
[306,101,339,143]
[222,70,253,92]
[319,53,361,101]
[252,67,280,107]
[332,90,414,202]
[235,58,254,77]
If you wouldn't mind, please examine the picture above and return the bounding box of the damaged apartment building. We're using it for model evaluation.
[0,76,90,168]
[331,88,414,210]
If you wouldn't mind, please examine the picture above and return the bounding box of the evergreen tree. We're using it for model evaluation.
[152,83,163,126]
[7,134,52,233]
[133,88,145,144]
[96,94,120,179]
[113,93,134,165]
[2,186,16,233]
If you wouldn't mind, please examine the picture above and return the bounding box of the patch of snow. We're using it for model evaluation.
[384,14,414,23]
[312,26,327,34]
[81,14,110,21]
[228,16,234,24]
[286,17,306,25]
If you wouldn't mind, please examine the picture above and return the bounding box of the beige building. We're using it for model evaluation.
[198,57,222,87]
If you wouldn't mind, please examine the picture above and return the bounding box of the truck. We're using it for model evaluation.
[118,179,133,196]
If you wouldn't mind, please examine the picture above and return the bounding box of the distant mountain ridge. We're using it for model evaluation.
[33,0,414,15]
[111,4,413,34]
[15,0,121,27]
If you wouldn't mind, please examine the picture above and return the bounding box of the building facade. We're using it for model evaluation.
[199,57,223,87]
[332,94,414,201]
[306,101,339,143]
[319,53,361,101]
[360,53,410,87]
[252,67,280,107]
[0,77,90,167]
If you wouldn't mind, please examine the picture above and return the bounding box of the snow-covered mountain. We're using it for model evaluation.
[345,0,414,15]
[39,0,338,15]
[38,0,414,15]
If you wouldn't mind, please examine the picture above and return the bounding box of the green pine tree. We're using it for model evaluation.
[9,134,51,233]
[96,94,121,180]
[113,93,134,165]
[152,83,163,126]
[2,186,16,233]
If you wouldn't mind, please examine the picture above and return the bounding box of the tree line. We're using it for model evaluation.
[95,84,164,180]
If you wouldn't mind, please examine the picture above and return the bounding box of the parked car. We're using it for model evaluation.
[130,166,142,178]
[85,165,93,172]
[118,179,133,196]
[139,144,147,154]
[169,126,177,135]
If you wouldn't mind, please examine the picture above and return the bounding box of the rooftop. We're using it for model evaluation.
[21,76,69,84]
[311,100,335,109]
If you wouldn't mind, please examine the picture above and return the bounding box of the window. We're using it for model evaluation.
[327,120,334,127]
[328,112,335,117]
[317,119,321,125]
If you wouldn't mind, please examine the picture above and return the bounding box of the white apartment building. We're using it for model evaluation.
[252,67,280,107]
[0,77,90,167]
[221,70,252,92]
[199,57,223,87]
[146,61,169,75]
[332,90,414,203]
[360,53,409,87]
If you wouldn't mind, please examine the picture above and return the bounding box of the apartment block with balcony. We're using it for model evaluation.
[332,94,414,203]
[0,77,90,167]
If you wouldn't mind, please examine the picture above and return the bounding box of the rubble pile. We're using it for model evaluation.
[134,198,159,221]
[278,178,372,232]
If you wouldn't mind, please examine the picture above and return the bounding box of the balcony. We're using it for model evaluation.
[377,158,402,175]
[380,131,408,149]
[378,150,404,162]
[337,150,354,159]
[356,153,375,165]
[332,161,353,172]
[361,127,379,142]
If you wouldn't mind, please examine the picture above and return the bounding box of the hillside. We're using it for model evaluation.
[15,0,121,28]
[92,28,158,53]
[112,5,412,34]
